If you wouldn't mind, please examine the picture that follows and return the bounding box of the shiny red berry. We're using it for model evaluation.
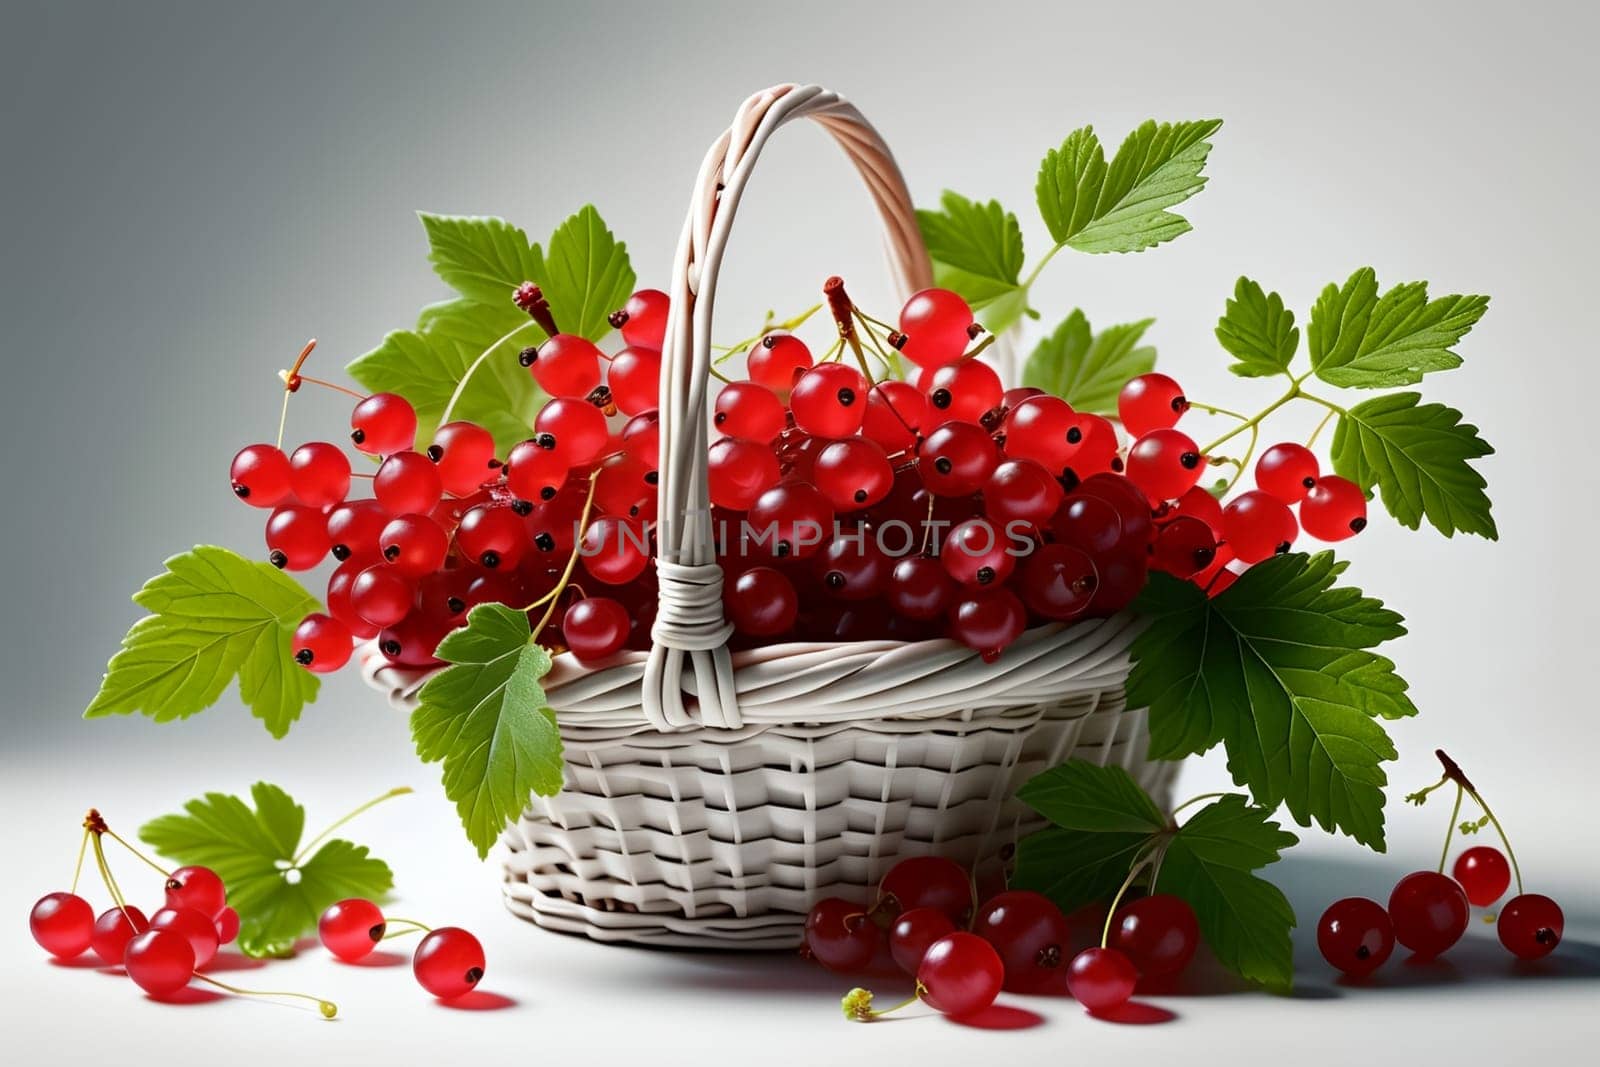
[1118,373,1188,437]
[1317,896,1394,977]
[524,334,603,397]
[1389,870,1469,959]
[230,444,294,507]
[1066,946,1138,1013]
[1300,475,1368,541]
[1220,490,1298,563]
[1496,894,1563,960]
[898,289,975,370]
[1453,846,1512,907]
[917,932,1004,1017]
[1255,442,1319,504]
[350,393,417,455]
[1109,894,1199,979]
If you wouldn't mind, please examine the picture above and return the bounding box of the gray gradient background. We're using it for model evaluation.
[3,1,1598,1061]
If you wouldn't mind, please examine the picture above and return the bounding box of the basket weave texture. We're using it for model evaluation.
[360,84,1175,948]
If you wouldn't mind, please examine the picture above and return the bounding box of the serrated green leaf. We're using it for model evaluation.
[539,205,635,342]
[1158,796,1298,991]
[1012,826,1154,914]
[1036,119,1221,254]
[1017,760,1167,834]
[1331,392,1497,539]
[916,191,1028,333]
[420,214,548,309]
[85,547,321,738]
[1128,554,1415,849]
[1217,277,1299,377]
[412,604,564,858]
[1308,268,1488,388]
[140,782,396,959]
[347,299,544,454]
[1022,310,1156,414]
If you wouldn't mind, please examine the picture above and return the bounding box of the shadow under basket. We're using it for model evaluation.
[362,614,1174,950]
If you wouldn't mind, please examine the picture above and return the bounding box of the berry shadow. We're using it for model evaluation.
[147,987,227,1007]
[48,954,114,970]
[435,989,518,1011]
[1088,1001,1178,1025]
[948,1003,1046,1030]
[198,951,268,973]
[335,949,409,969]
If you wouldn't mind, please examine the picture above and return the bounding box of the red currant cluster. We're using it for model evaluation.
[319,898,485,1000]
[1319,751,1563,977]
[809,855,1200,1022]
[28,811,336,1016]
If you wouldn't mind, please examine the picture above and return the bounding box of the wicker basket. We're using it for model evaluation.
[361,83,1176,949]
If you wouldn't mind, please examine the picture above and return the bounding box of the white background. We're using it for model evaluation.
[3,1,1598,1062]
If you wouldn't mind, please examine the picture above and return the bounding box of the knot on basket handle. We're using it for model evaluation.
[640,84,932,733]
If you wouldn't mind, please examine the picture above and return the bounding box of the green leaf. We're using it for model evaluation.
[1331,392,1497,539]
[1308,268,1489,388]
[1158,795,1298,991]
[420,214,547,309]
[1216,277,1299,377]
[1021,310,1156,414]
[916,191,1029,333]
[411,604,564,858]
[1128,554,1415,849]
[139,783,395,958]
[1012,826,1155,914]
[85,547,320,739]
[347,299,544,454]
[1035,119,1222,254]
[539,205,636,342]
[1017,760,1167,834]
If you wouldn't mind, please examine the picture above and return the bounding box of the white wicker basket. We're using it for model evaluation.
[362,84,1177,949]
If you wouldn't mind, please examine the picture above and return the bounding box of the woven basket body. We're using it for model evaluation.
[361,85,1175,948]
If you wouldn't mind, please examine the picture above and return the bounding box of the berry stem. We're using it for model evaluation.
[438,320,542,427]
[1101,842,1162,948]
[379,917,433,939]
[1436,782,1465,875]
[712,303,823,364]
[88,830,134,924]
[1188,400,1251,423]
[1201,382,1301,455]
[275,339,321,449]
[290,374,366,401]
[842,986,922,1022]
[1463,791,1525,896]
[193,974,338,1019]
[530,471,602,645]
[822,276,879,385]
[70,826,90,896]
[102,828,171,879]
[1420,749,1527,896]
[1306,408,1337,448]
[292,786,413,866]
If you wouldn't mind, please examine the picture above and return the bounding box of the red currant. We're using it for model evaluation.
[974,890,1072,993]
[714,381,786,441]
[352,565,416,628]
[813,437,894,511]
[724,566,798,636]
[1075,472,1156,544]
[1117,373,1188,437]
[919,421,999,496]
[293,612,354,673]
[165,865,227,919]
[815,535,891,601]
[91,905,150,965]
[426,421,497,496]
[319,898,386,962]
[984,458,1063,533]
[1452,846,1512,907]
[861,380,926,452]
[326,499,389,563]
[898,289,974,370]
[1219,490,1297,563]
[804,898,880,973]
[377,612,448,668]
[925,359,1002,426]
[1150,516,1218,578]
[1300,475,1368,541]
[214,906,240,945]
[30,892,94,959]
[917,932,1004,1018]
[746,333,813,395]
[230,444,294,507]
[613,289,670,351]
[1255,442,1319,504]
[707,437,781,511]
[412,927,486,1000]
[581,516,651,584]
[375,451,444,515]
[378,514,449,577]
[879,856,973,925]
[887,556,958,621]
[150,906,220,969]
[940,518,1016,587]
[350,393,417,455]
[1019,544,1098,620]
[506,439,571,503]
[523,334,602,397]
[1388,870,1469,959]
[536,398,610,468]
[950,588,1027,661]
[287,442,351,508]
[266,505,331,570]
[621,411,661,467]
[790,363,866,438]
[563,596,630,660]
[748,482,835,559]
[1124,428,1205,501]
[1066,946,1138,1013]
[1089,549,1150,614]
[1108,894,1199,979]
[1496,894,1563,960]
[1062,414,1121,477]
[1159,484,1224,531]
[1317,896,1394,978]
[1051,494,1123,556]
[593,453,657,517]
[457,504,528,569]
[889,907,956,976]
[607,346,662,416]
[1003,395,1076,475]
[124,928,195,998]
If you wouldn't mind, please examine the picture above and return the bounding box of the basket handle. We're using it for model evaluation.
[643,84,933,732]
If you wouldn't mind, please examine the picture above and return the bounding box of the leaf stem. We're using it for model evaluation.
[1201,382,1301,455]
[292,787,414,866]
[530,472,602,645]
[1021,242,1066,291]
[1306,408,1337,449]
[438,319,541,427]
[1169,792,1229,818]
